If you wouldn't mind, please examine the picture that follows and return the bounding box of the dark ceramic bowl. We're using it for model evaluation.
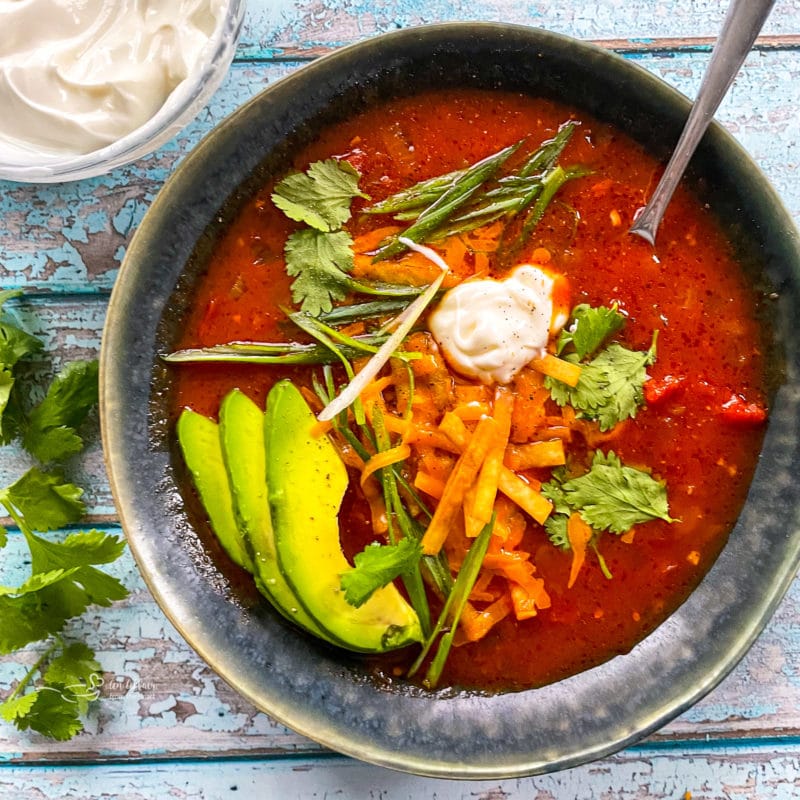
[100,23,800,778]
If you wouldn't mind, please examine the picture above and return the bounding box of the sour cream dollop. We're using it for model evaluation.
[428,264,569,385]
[0,0,226,159]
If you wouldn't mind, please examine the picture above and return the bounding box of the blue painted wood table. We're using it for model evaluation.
[2,1,800,797]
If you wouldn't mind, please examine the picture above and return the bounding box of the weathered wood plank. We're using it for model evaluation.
[236,0,800,59]
[3,746,800,799]
[2,531,800,763]
[1,49,799,294]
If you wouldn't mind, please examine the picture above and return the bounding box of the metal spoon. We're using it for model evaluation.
[629,0,777,245]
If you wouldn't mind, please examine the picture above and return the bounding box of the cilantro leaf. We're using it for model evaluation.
[44,642,101,690]
[1,467,85,531]
[544,513,570,550]
[0,290,43,369]
[5,687,84,741]
[285,229,356,316]
[0,568,81,597]
[540,469,571,516]
[0,324,42,370]
[340,537,422,607]
[0,565,127,654]
[547,333,657,431]
[540,473,572,549]
[557,303,625,359]
[0,592,68,654]
[0,368,15,420]
[0,291,119,741]
[0,638,103,740]
[0,531,127,654]
[555,450,675,534]
[0,291,43,444]
[23,360,99,463]
[26,529,127,573]
[44,642,102,715]
[0,381,26,446]
[0,691,39,723]
[272,159,367,233]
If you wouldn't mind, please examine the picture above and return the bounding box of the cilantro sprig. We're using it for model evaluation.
[23,360,99,463]
[1,289,43,444]
[542,450,676,574]
[272,159,365,315]
[284,228,358,315]
[0,292,126,740]
[546,304,657,431]
[272,159,422,316]
[340,537,423,607]
[0,639,103,741]
[544,450,675,535]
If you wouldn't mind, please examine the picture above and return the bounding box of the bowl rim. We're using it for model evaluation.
[100,21,800,778]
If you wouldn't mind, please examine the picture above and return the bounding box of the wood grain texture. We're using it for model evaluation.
[237,0,800,58]
[3,747,800,799]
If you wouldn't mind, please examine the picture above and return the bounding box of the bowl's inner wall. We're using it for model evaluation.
[121,24,800,778]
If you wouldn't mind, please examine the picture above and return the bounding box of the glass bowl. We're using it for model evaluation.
[0,0,245,184]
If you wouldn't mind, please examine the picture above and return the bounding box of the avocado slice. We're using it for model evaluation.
[264,379,423,653]
[218,389,339,644]
[176,409,253,573]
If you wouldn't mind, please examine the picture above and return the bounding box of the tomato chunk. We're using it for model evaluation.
[644,374,686,406]
[719,395,768,426]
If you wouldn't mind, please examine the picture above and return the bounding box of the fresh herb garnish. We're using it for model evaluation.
[272,161,424,315]
[23,360,99,463]
[556,303,626,359]
[272,158,367,233]
[0,639,103,741]
[546,303,657,432]
[284,228,357,316]
[0,293,126,740]
[547,334,657,431]
[542,450,675,540]
[1,467,84,532]
[340,537,423,608]
[0,290,43,444]
[0,520,127,654]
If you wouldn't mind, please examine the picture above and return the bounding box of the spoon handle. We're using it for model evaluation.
[629,0,776,244]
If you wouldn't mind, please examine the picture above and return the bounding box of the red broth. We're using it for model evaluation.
[170,89,767,691]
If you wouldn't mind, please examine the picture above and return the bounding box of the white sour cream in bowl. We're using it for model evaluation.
[0,0,243,182]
